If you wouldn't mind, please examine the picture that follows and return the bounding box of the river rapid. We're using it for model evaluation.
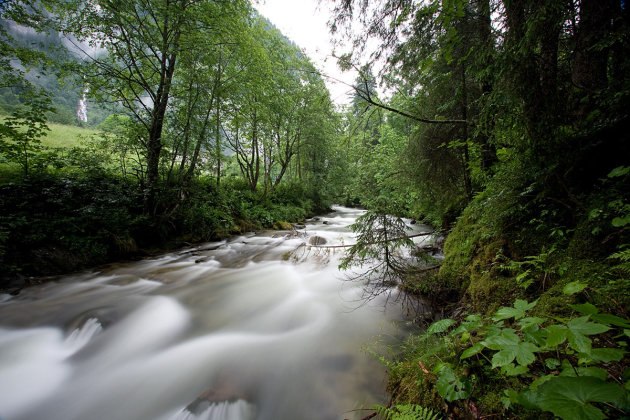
[0,206,432,420]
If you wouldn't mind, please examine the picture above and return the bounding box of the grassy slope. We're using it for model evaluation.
[0,114,99,149]
[41,121,99,148]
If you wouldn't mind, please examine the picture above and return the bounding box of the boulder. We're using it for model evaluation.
[308,236,327,246]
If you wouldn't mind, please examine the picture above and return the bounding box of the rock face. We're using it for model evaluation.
[308,236,327,246]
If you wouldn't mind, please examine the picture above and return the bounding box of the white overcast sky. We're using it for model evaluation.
[254,0,357,106]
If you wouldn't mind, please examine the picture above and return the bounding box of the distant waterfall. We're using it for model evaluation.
[76,83,88,123]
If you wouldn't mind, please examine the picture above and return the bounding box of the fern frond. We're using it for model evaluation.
[372,403,441,420]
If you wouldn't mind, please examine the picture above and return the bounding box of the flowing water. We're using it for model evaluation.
[0,206,433,420]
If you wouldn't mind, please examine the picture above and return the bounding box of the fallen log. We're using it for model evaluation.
[306,232,434,249]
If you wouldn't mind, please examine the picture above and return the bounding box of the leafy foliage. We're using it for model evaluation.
[373,403,441,420]
[396,296,630,419]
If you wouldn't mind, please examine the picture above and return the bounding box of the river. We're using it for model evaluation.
[0,206,433,420]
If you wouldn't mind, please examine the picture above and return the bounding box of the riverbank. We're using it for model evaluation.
[0,171,329,292]
[381,154,630,418]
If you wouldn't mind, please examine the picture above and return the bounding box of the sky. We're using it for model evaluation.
[254,0,357,106]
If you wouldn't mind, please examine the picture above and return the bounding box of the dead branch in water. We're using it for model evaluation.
[306,232,434,249]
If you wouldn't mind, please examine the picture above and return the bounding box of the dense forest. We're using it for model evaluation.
[1,0,630,419]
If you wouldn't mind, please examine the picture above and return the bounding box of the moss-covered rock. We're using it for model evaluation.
[273,221,293,230]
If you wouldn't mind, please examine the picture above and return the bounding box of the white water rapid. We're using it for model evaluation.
[0,206,433,420]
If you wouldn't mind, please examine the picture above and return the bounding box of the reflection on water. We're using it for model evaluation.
[0,206,431,420]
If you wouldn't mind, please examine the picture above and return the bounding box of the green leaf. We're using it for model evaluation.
[568,316,610,335]
[591,313,630,328]
[452,317,483,337]
[427,318,456,335]
[460,343,484,359]
[545,324,568,348]
[514,342,539,366]
[563,281,587,295]
[587,347,626,363]
[612,214,630,227]
[502,388,519,409]
[485,329,538,367]
[493,299,537,321]
[569,303,599,315]
[484,328,519,349]
[492,349,517,368]
[545,358,560,369]
[529,374,555,390]
[518,317,547,328]
[502,363,529,376]
[516,269,531,284]
[465,314,482,323]
[522,376,624,420]
[435,365,470,402]
[567,317,610,353]
[523,326,546,347]
[569,331,593,354]
[608,166,630,178]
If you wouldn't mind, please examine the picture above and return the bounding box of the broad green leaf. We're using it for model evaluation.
[625,329,630,338]
[492,349,517,368]
[529,374,555,390]
[568,330,593,353]
[518,317,547,328]
[435,365,470,402]
[567,316,610,353]
[460,343,484,359]
[567,317,610,335]
[427,318,456,335]
[545,358,560,369]
[502,388,519,409]
[523,376,624,420]
[466,314,482,323]
[483,329,519,349]
[591,313,630,328]
[502,363,529,376]
[515,342,538,366]
[563,281,587,295]
[485,329,538,367]
[612,214,630,227]
[560,360,609,380]
[570,303,599,315]
[452,317,483,336]
[587,347,626,362]
[523,327,546,347]
[493,299,537,321]
[545,324,568,348]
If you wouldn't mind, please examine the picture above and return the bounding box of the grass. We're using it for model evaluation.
[0,113,101,149]
[0,115,102,179]
[41,122,100,148]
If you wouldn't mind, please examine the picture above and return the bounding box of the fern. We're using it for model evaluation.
[373,404,441,420]
[609,248,630,276]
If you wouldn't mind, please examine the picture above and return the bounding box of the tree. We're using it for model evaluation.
[51,0,249,213]
[0,92,52,176]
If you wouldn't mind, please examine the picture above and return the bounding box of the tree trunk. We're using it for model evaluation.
[460,65,472,201]
[144,33,181,214]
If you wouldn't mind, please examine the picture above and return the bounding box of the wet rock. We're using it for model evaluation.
[294,224,306,230]
[308,236,327,246]
[273,221,293,230]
